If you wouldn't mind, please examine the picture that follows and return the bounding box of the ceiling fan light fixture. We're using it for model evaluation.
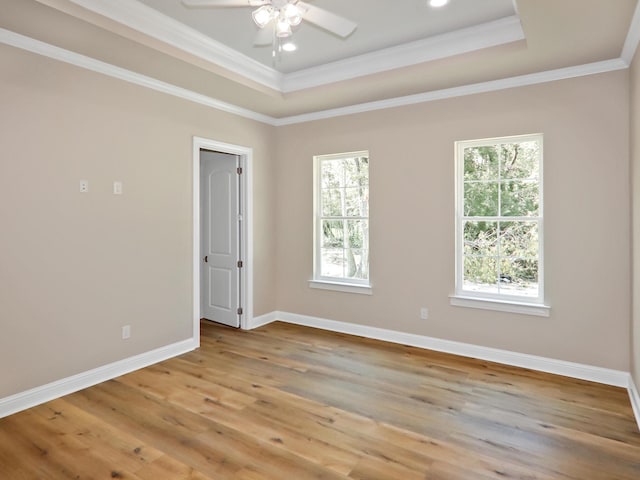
[252,5,275,28]
[281,41,297,52]
[275,16,292,37]
[282,3,302,26]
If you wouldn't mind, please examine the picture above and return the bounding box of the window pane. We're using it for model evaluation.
[500,181,539,216]
[464,146,499,181]
[321,248,344,277]
[345,187,369,216]
[321,220,344,248]
[345,157,369,187]
[345,219,367,249]
[500,141,539,180]
[500,221,538,258]
[321,160,344,188]
[463,221,498,256]
[321,188,342,216]
[464,181,499,216]
[457,135,542,303]
[345,249,368,280]
[499,258,539,297]
[463,256,498,288]
[315,151,369,285]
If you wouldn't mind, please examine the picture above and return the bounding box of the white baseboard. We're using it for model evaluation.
[265,311,629,388]
[0,338,197,419]
[629,376,640,431]
[5,314,638,430]
[246,311,280,330]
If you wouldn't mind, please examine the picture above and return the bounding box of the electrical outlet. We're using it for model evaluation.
[122,325,131,339]
[420,307,429,320]
[79,180,89,193]
[113,181,123,195]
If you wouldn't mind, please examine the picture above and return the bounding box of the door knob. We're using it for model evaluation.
[204,256,208,263]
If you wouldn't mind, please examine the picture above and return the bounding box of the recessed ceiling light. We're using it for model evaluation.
[429,0,449,7]
[282,42,297,52]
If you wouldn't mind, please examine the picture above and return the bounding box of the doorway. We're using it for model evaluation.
[192,137,253,337]
[200,150,240,327]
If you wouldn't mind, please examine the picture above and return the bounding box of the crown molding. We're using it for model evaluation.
[621,0,640,64]
[59,1,523,94]
[64,0,283,90]
[30,0,640,97]
[0,27,630,128]
[0,28,277,125]
[275,58,629,125]
[282,15,524,93]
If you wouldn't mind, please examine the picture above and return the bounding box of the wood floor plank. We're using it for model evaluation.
[118,363,258,411]
[0,407,147,480]
[134,365,354,464]
[28,398,165,474]
[134,455,213,480]
[64,382,246,478]
[141,372,362,475]
[1,319,639,479]
[0,416,60,480]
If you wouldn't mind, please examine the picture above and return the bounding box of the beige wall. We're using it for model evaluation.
[0,24,634,402]
[275,70,631,371]
[632,48,640,389]
[0,44,277,398]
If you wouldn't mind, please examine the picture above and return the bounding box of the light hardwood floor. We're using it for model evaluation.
[1,320,639,479]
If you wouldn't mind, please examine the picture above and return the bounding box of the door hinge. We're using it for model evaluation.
[237,260,243,268]
[237,307,243,315]
[237,167,243,175]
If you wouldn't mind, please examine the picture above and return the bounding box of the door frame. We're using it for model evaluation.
[192,136,253,342]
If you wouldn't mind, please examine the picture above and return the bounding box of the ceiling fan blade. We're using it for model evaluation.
[297,1,357,38]
[253,22,275,45]
[181,0,268,8]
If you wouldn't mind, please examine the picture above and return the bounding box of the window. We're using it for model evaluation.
[453,134,548,315]
[311,151,370,293]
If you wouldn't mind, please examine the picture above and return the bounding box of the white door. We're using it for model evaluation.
[200,150,241,328]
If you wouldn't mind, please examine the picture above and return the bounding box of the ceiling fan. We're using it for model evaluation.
[181,0,358,45]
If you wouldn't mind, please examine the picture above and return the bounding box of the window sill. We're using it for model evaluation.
[449,295,550,317]
[309,280,372,295]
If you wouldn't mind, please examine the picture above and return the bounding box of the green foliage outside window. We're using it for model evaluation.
[319,155,369,281]
[462,139,541,297]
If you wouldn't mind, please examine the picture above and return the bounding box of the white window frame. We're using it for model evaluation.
[451,134,549,316]
[310,151,372,295]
